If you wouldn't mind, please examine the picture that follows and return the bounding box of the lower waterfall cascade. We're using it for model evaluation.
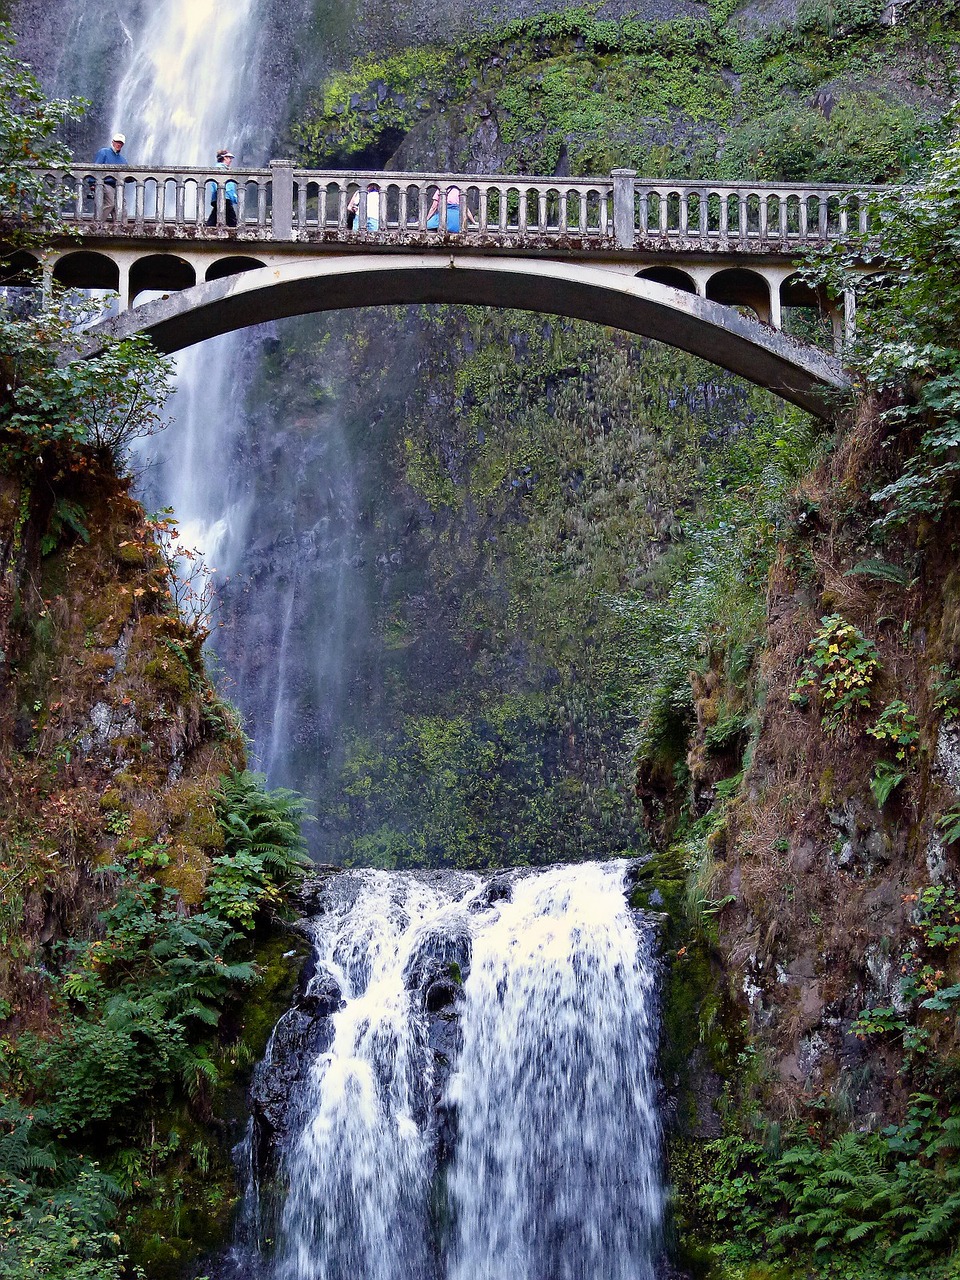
[227,860,665,1280]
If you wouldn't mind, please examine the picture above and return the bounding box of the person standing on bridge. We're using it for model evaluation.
[207,149,239,227]
[92,132,127,222]
[347,182,384,232]
[426,184,477,233]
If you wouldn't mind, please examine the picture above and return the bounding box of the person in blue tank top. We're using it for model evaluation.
[207,149,238,227]
[92,132,127,221]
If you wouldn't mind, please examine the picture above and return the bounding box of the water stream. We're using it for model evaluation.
[232,863,665,1279]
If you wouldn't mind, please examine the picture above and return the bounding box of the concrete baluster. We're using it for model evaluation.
[270,160,295,239]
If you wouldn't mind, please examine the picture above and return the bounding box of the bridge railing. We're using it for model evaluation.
[31,164,879,251]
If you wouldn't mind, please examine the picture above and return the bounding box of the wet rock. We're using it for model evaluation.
[248,963,342,1179]
[404,917,472,989]
[249,1003,334,1180]
[425,976,461,1013]
[466,872,512,913]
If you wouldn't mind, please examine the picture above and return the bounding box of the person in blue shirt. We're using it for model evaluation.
[207,149,239,227]
[92,132,127,221]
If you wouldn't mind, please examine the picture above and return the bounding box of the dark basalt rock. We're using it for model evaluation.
[466,872,513,913]
[404,918,473,989]
[248,965,343,1180]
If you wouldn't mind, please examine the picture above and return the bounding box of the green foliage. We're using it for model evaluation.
[208,769,312,927]
[0,24,86,245]
[866,699,920,762]
[618,407,824,769]
[291,0,950,180]
[936,807,960,845]
[869,759,906,809]
[696,1100,960,1277]
[0,304,172,469]
[294,46,450,161]
[335,696,626,868]
[717,91,930,184]
[815,132,960,532]
[21,870,257,1133]
[851,883,960,1053]
[845,557,913,587]
[1,770,309,1270]
[931,664,960,723]
[0,1100,134,1279]
[790,615,881,732]
[40,498,90,557]
[0,30,170,473]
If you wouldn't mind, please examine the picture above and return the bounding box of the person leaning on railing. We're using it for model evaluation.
[91,131,127,221]
[207,148,238,227]
[426,184,477,232]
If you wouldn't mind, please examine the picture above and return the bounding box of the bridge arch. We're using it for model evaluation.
[705,268,773,324]
[130,253,196,301]
[54,250,119,292]
[82,253,848,418]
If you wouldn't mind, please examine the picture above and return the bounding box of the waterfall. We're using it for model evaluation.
[104,0,265,579]
[447,864,664,1280]
[257,863,664,1280]
[273,873,458,1280]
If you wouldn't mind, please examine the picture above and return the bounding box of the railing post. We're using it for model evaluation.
[270,160,294,239]
[611,168,636,248]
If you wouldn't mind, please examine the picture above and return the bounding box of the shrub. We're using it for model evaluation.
[790,615,881,732]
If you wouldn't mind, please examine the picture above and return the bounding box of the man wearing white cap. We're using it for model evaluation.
[92,132,128,221]
[207,148,238,227]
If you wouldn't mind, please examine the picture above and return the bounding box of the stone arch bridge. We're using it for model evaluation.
[8,163,881,417]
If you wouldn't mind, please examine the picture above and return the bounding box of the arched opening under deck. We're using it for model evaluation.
[53,251,120,293]
[636,267,696,295]
[130,254,196,302]
[206,256,267,284]
[705,268,772,324]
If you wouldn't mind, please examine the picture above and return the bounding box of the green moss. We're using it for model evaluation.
[292,2,954,178]
[232,928,312,1064]
[143,652,192,695]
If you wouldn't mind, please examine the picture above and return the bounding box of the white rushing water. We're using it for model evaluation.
[447,864,664,1280]
[108,0,265,575]
[110,0,260,167]
[270,863,664,1280]
[274,873,456,1280]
